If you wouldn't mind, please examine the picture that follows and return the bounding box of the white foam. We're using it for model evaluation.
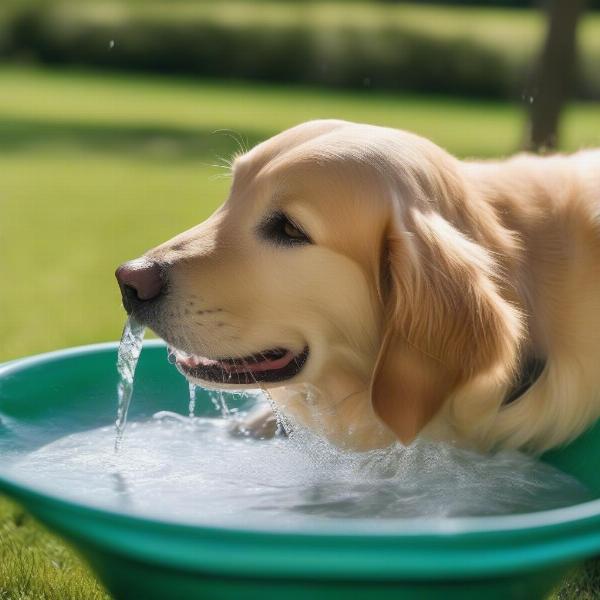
[5,410,591,527]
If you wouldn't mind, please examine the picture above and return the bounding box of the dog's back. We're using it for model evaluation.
[446,150,600,451]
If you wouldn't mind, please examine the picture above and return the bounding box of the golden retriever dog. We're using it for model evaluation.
[116,120,600,453]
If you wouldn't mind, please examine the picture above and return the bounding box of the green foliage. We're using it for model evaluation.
[415,0,600,8]
[3,1,600,99]
[408,0,600,7]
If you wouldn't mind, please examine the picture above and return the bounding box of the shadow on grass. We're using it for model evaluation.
[0,117,269,161]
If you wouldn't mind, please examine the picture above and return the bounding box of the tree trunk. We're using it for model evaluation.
[526,0,586,153]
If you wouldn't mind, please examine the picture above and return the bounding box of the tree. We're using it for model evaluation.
[526,0,587,152]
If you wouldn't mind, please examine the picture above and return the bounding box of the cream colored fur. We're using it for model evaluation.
[143,120,600,453]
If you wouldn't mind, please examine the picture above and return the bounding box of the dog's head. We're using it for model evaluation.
[116,120,523,447]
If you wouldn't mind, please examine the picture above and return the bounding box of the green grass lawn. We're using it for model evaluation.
[0,65,599,598]
[0,498,109,600]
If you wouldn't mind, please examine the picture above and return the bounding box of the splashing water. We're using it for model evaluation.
[114,317,146,451]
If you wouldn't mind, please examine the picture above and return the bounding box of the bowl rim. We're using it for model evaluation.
[1,342,600,554]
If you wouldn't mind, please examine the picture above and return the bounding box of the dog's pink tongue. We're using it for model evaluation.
[223,351,295,374]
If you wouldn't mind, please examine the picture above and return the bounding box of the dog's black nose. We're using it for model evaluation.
[115,259,164,312]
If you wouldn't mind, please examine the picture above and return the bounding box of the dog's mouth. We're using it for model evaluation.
[170,346,310,385]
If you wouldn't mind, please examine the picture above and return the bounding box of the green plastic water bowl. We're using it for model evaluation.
[1,341,600,600]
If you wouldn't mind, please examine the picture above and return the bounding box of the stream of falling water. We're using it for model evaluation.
[114,317,146,451]
[217,391,230,417]
[206,390,231,418]
[188,383,197,418]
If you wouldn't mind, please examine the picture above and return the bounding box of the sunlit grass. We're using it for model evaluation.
[0,496,110,600]
[0,66,526,157]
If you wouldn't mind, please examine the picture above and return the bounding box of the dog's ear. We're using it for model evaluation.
[371,209,523,445]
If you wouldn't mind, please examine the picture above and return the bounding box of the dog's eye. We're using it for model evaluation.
[282,219,306,240]
[258,212,312,247]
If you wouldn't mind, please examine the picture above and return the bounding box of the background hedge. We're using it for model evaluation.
[2,1,600,100]
[398,0,600,7]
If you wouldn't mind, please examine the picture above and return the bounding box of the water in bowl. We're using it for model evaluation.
[4,406,591,528]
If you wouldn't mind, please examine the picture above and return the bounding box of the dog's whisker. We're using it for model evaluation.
[208,172,233,181]
[211,129,249,159]
[201,161,233,171]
